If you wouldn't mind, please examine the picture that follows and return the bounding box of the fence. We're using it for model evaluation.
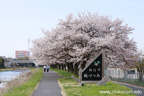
[107,68,144,86]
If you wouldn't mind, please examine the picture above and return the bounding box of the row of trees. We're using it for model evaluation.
[31,12,138,76]
[0,57,5,68]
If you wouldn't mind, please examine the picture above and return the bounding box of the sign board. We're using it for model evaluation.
[79,50,105,86]
[82,53,103,81]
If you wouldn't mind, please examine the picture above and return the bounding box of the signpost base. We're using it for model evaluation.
[79,68,83,86]
[71,75,79,83]
[96,73,110,86]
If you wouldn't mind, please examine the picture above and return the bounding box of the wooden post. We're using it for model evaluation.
[79,68,82,86]
[102,49,105,78]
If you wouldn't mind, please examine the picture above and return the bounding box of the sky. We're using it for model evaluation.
[0,0,144,58]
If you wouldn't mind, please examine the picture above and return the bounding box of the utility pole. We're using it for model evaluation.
[28,38,31,59]
[28,38,30,51]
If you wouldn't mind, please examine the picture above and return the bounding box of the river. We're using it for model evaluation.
[0,70,29,88]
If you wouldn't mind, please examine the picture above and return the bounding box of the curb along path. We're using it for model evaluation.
[112,81,144,96]
[31,70,62,96]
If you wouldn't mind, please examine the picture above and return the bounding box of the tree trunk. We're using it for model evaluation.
[64,64,66,71]
[57,65,60,70]
[124,69,128,80]
[138,72,143,82]
[51,65,56,69]
[67,63,73,73]
[70,63,73,73]
[67,63,70,72]
[74,63,78,76]
[61,64,64,70]
[54,65,57,69]
[59,65,61,70]
[81,62,86,69]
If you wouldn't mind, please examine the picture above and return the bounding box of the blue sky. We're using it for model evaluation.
[0,0,144,58]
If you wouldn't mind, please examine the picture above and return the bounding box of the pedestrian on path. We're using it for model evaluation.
[43,65,46,72]
[47,65,50,72]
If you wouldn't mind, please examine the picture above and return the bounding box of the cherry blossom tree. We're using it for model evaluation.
[31,12,137,75]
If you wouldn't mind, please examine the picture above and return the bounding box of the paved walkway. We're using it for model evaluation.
[112,81,144,96]
[31,70,62,96]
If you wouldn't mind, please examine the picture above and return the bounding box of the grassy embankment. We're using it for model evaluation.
[51,68,136,96]
[2,68,43,96]
[0,68,12,72]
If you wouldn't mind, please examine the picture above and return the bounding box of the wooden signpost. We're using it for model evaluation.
[71,50,109,86]
[78,50,108,86]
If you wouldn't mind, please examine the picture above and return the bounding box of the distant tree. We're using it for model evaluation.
[0,57,5,68]
[135,50,144,81]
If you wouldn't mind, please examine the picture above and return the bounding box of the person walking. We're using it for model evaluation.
[43,65,46,72]
[47,65,50,72]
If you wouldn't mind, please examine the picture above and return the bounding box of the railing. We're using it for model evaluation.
[107,68,144,86]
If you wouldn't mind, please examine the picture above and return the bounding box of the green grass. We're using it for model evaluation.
[3,68,43,96]
[51,68,136,96]
[50,68,73,77]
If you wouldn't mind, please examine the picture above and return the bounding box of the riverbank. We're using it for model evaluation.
[1,68,43,96]
[0,68,31,72]
[0,68,12,72]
